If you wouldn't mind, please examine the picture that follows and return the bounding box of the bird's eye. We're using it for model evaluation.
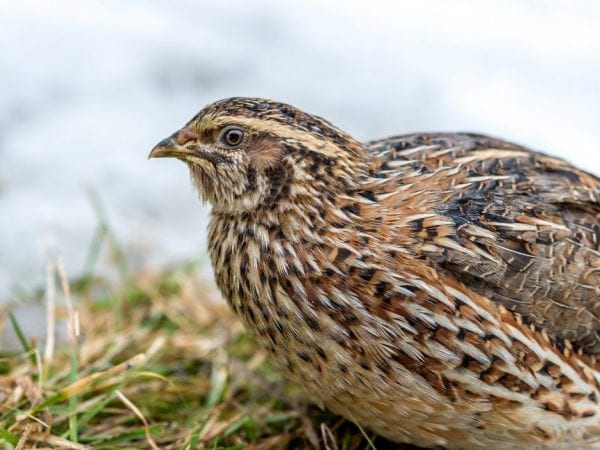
[220,127,245,148]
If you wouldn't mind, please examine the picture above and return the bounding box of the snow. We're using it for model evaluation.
[1,0,599,303]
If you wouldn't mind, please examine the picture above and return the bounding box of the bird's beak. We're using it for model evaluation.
[148,129,200,159]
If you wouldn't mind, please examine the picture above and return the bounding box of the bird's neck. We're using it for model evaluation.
[207,187,356,310]
[209,191,341,249]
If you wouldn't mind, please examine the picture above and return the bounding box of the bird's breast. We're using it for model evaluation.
[206,212,600,448]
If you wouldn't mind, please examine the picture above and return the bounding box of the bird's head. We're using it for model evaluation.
[149,97,367,214]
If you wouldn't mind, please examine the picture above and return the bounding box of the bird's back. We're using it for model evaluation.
[366,132,600,357]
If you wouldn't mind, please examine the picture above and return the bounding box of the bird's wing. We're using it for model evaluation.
[366,133,600,356]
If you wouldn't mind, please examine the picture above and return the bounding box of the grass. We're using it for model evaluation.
[0,259,400,449]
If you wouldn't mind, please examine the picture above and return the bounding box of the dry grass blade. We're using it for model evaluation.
[58,354,146,399]
[43,257,56,369]
[29,432,92,449]
[320,422,338,450]
[15,422,34,450]
[115,390,159,450]
[56,257,79,343]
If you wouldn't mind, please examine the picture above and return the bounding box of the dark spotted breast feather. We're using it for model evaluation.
[367,133,600,356]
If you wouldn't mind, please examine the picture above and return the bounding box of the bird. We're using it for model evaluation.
[149,97,600,449]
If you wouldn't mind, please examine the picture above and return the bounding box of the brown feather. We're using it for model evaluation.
[366,132,600,355]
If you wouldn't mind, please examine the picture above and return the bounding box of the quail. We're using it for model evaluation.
[149,97,600,449]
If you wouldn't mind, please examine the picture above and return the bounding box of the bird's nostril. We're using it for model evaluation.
[175,129,200,145]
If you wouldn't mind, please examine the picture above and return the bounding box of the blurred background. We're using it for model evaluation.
[1,0,599,306]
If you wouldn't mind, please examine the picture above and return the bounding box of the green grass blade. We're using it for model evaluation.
[68,346,80,443]
[0,426,19,445]
[8,312,36,365]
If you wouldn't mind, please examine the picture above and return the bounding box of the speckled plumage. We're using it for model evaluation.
[150,97,600,449]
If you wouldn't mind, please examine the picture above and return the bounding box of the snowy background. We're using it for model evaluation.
[1,0,600,307]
